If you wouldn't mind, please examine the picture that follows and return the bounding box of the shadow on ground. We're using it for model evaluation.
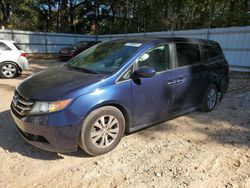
[136,89,250,148]
[190,90,250,147]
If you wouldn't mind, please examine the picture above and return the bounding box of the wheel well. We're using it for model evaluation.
[1,61,21,71]
[212,81,221,93]
[211,81,223,101]
[97,103,130,134]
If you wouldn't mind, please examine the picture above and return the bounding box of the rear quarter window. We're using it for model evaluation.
[202,43,224,63]
[176,43,200,67]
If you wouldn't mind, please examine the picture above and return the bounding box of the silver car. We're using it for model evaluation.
[0,40,29,78]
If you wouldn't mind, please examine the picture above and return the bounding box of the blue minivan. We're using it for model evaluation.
[11,37,229,156]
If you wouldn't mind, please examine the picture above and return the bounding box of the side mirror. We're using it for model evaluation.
[134,66,156,78]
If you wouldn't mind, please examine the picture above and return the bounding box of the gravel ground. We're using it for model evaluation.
[0,60,249,188]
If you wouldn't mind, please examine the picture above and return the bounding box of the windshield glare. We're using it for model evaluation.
[67,41,141,74]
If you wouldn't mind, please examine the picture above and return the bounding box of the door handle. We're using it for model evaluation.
[166,80,177,85]
[176,78,185,84]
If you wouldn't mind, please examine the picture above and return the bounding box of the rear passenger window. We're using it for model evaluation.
[0,42,11,51]
[202,44,224,63]
[176,43,200,67]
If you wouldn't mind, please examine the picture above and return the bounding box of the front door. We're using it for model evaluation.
[131,44,177,128]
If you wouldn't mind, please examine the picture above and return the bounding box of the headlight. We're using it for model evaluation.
[29,99,72,115]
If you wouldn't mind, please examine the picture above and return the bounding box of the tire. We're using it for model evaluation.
[79,106,125,156]
[0,62,19,78]
[201,84,218,112]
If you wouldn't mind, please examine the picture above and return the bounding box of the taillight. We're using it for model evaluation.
[20,53,28,57]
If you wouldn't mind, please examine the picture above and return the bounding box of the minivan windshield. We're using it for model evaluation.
[67,41,141,74]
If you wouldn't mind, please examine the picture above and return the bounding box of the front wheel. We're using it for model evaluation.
[201,84,218,112]
[79,106,125,156]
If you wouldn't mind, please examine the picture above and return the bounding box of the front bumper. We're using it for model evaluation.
[11,110,80,153]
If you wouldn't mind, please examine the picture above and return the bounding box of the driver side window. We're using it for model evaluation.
[136,44,170,73]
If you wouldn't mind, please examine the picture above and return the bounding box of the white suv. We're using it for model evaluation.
[0,40,29,78]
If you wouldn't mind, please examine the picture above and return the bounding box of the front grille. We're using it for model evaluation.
[11,91,34,118]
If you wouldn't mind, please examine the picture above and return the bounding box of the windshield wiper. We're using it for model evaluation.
[64,64,99,74]
[75,67,100,74]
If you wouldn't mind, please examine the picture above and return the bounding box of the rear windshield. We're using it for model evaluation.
[72,41,98,48]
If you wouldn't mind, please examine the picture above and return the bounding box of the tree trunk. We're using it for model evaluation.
[0,0,7,28]
[69,0,74,33]
[46,0,52,32]
[61,0,69,32]
[56,0,61,32]
[93,0,100,35]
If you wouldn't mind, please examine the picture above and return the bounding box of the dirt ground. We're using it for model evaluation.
[0,60,249,188]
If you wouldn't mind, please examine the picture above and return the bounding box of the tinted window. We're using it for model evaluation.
[0,42,11,51]
[176,43,200,67]
[136,44,170,73]
[202,44,224,63]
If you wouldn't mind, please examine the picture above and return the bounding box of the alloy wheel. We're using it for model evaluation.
[2,64,17,78]
[90,115,120,148]
[207,88,217,110]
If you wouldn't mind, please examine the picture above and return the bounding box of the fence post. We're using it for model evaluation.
[207,8,212,40]
[74,34,77,44]
[44,32,48,54]
[11,29,14,41]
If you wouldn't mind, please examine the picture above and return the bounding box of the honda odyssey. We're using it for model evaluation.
[11,37,229,156]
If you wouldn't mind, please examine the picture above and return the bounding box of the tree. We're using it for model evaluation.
[0,0,249,34]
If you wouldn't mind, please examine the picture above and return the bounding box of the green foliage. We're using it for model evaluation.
[0,0,249,34]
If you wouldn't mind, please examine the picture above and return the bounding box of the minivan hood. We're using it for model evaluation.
[17,65,105,100]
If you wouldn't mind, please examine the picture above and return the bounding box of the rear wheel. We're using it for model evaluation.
[201,84,218,112]
[0,62,19,78]
[79,106,125,156]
